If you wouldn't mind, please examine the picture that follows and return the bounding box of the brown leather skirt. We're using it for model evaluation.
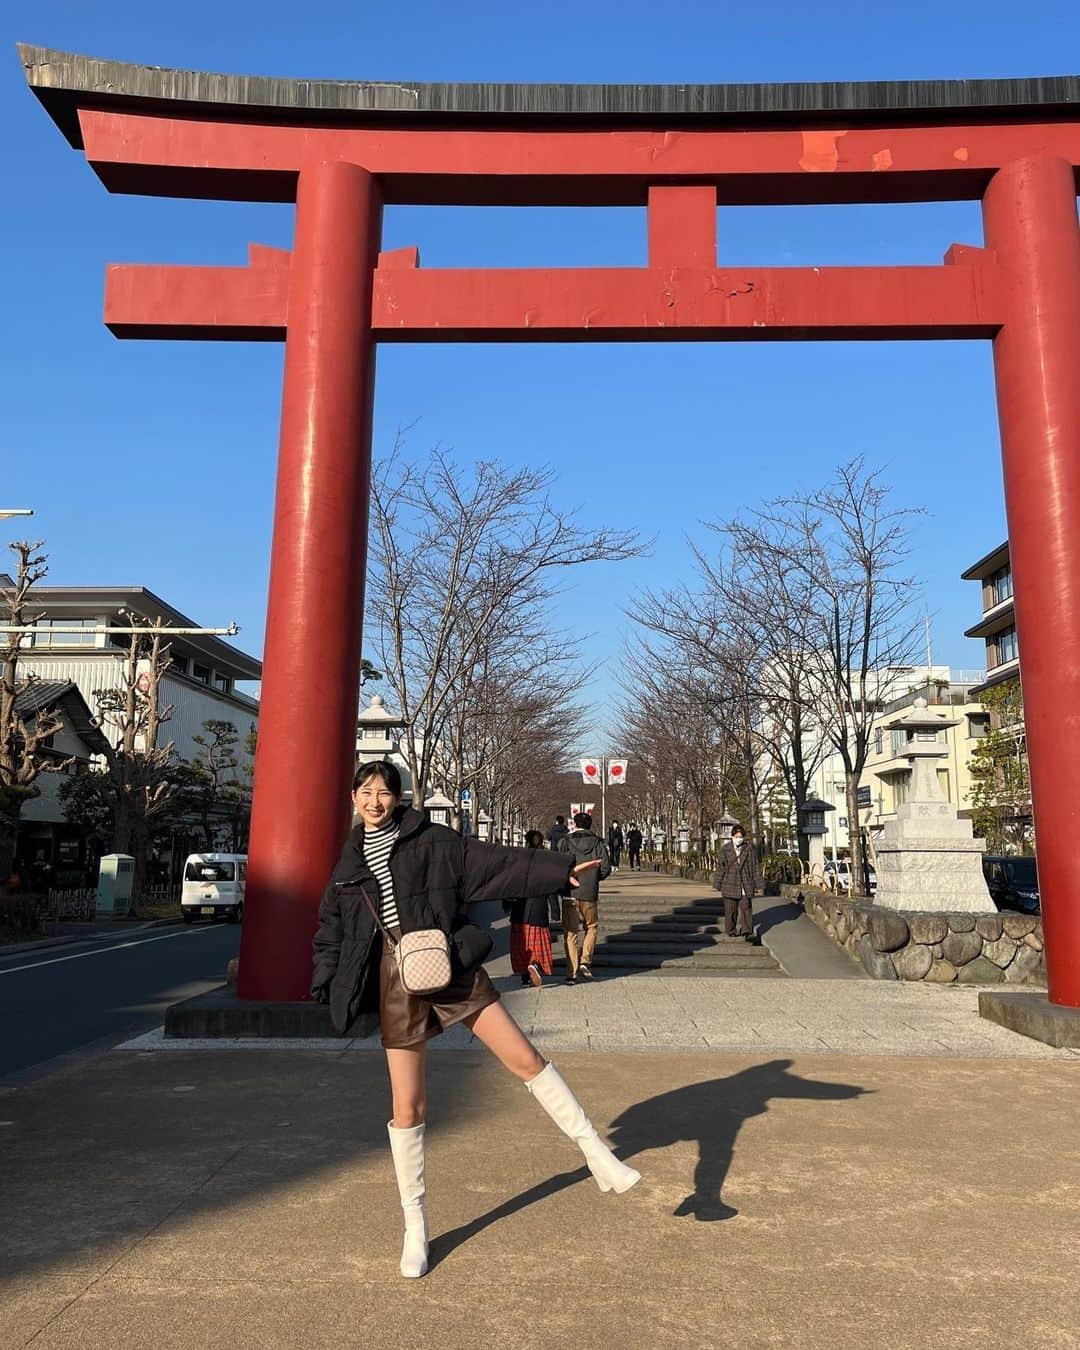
[378,934,500,1049]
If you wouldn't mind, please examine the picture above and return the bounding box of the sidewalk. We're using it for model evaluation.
[3,1047,1078,1349]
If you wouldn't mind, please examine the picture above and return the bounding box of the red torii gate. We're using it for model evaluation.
[20,46,1080,1011]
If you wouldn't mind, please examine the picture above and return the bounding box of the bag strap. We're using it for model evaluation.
[360,884,398,951]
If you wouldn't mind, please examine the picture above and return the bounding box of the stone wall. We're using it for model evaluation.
[784,885,1046,985]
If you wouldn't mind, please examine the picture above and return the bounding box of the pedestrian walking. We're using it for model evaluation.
[626,823,643,871]
[311,762,640,1280]
[712,823,761,940]
[547,814,570,852]
[504,828,557,987]
[557,811,611,983]
[607,820,624,870]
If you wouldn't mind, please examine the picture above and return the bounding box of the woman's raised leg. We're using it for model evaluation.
[385,1044,429,1278]
[465,1000,545,1080]
[466,1002,640,1195]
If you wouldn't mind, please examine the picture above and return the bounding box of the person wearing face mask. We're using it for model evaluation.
[712,823,761,941]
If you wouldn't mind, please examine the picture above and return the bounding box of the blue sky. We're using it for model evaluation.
[4,0,1077,732]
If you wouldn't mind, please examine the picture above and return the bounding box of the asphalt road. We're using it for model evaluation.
[0,921,240,1081]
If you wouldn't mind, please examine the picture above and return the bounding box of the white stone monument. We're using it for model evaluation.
[873,698,993,913]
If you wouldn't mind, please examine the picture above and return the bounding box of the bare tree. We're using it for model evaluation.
[369,440,642,807]
[612,641,735,853]
[736,459,923,891]
[0,541,73,874]
[83,618,177,899]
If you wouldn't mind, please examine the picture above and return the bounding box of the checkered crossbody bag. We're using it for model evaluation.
[361,886,453,996]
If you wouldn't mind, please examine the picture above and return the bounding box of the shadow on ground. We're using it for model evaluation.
[428,1058,868,1270]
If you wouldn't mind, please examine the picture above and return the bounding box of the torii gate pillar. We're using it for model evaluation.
[985,155,1080,1008]
[240,164,382,1000]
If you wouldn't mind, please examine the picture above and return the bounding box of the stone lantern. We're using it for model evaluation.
[798,796,835,871]
[677,822,690,855]
[476,810,492,842]
[718,812,739,844]
[873,698,991,913]
[355,695,413,799]
[423,790,455,827]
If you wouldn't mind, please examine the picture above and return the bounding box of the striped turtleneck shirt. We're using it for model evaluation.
[362,820,401,930]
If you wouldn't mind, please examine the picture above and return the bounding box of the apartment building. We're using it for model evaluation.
[805,667,987,860]
[961,542,1018,696]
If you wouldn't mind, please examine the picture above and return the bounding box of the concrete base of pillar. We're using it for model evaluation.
[165,987,376,1039]
[978,989,1080,1048]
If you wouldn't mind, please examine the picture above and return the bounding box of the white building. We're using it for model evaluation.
[7,583,261,884]
[16,584,260,761]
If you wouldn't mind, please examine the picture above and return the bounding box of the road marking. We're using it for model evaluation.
[0,926,222,976]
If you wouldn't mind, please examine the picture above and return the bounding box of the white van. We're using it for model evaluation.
[181,853,247,923]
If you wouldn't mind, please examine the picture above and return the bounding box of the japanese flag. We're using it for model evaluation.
[580,759,602,785]
[607,758,628,786]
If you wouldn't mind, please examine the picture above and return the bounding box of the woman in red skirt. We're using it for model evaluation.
[505,829,557,986]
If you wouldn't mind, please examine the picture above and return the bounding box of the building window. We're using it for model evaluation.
[192,663,211,685]
[996,626,1018,666]
[32,617,99,648]
[214,674,231,694]
[874,729,883,755]
[968,714,990,739]
[172,656,189,676]
[990,564,1013,607]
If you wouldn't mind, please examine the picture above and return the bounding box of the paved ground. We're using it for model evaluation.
[3,1048,1078,1349]
[5,869,1077,1348]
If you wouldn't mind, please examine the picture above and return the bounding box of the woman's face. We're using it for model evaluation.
[732,831,744,846]
[353,776,400,829]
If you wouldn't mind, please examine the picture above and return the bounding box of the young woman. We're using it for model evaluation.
[311,761,641,1279]
[504,828,557,987]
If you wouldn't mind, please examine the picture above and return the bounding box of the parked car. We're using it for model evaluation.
[981,855,1040,914]
[181,853,247,923]
[825,859,878,895]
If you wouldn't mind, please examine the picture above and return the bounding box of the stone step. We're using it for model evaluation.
[600,916,730,931]
[593,942,779,968]
[590,951,782,973]
[596,928,745,946]
[598,904,727,919]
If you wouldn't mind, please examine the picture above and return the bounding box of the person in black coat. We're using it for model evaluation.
[626,823,644,871]
[311,761,641,1280]
[608,821,624,870]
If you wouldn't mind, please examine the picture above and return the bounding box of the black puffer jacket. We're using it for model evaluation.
[558,829,611,902]
[311,808,574,1034]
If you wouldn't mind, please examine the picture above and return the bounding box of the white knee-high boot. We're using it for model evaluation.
[387,1122,429,1278]
[525,1063,641,1194]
